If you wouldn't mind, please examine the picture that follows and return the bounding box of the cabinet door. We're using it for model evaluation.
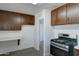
[26,15,34,25]
[51,9,57,25]
[75,49,79,56]
[57,4,67,25]
[21,14,35,25]
[0,11,21,30]
[67,3,79,24]
[10,13,22,30]
[6,13,21,30]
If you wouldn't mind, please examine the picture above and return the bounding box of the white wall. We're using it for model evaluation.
[0,25,34,53]
[43,9,54,56]
[20,25,34,49]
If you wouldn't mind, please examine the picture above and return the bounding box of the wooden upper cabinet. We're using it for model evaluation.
[0,10,35,30]
[51,3,79,26]
[51,4,67,25]
[67,3,79,24]
[51,9,57,25]
[57,4,67,25]
[0,11,22,30]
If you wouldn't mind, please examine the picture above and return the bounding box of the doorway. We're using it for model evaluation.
[39,18,44,56]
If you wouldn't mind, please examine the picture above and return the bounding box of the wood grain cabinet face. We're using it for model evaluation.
[67,3,79,24]
[74,49,79,56]
[51,3,79,26]
[51,10,57,25]
[21,14,35,25]
[0,10,35,30]
[57,4,67,25]
[11,13,22,30]
[51,4,67,25]
[0,11,22,30]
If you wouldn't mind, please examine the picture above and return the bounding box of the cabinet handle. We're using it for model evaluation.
[18,39,20,46]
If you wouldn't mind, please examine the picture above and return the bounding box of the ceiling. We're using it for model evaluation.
[0,3,64,15]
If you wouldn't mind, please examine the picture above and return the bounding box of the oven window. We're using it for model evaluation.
[50,45,68,56]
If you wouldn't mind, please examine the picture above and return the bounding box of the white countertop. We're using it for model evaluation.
[0,35,22,41]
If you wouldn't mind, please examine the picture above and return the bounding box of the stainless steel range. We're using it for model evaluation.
[50,33,77,56]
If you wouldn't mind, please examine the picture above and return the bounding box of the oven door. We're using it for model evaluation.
[50,42,68,56]
[50,45,68,56]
